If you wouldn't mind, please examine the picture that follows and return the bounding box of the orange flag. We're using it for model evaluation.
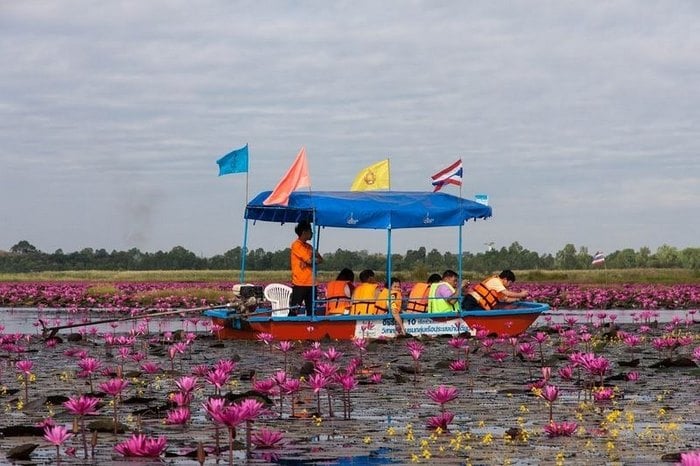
[263,147,311,206]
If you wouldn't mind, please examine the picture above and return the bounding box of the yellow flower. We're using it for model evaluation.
[422,449,431,459]
[478,420,486,428]
[411,453,420,463]
[481,433,493,445]
[16,400,24,410]
[363,436,372,444]
[386,427,396,437]
[519,404,529,413]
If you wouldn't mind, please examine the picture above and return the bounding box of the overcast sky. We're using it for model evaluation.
[1,1,698,259]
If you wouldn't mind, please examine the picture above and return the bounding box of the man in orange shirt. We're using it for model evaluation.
[289,220,323,316]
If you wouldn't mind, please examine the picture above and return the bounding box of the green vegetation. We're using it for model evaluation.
[1,268,698,284]
[1,240,698,278]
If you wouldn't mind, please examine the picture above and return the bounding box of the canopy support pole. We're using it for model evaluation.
[240,218,250,283]
[458,224,464,306]
[311,216,320,320]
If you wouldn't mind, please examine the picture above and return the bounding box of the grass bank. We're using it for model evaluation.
[0,268,698,284]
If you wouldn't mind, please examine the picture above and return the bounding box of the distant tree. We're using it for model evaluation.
[10,240,40,255]
[655,244,681,268]
[555,244,579,269]
[679,247,700,270]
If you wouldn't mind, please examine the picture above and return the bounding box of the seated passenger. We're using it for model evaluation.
[427,269,461,313]
[325,268,355,315]
[375,277,405,335]
[350,269,379,315]
[462,269,529,310]
[406,273,442,313]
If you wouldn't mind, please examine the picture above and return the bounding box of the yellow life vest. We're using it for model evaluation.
[350,283,378,315]
[375,288,402,313]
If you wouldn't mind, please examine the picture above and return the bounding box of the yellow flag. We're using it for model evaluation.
[350,159,390,191]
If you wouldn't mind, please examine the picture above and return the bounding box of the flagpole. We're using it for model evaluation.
[388,158,391,191]
[245,143,250,204]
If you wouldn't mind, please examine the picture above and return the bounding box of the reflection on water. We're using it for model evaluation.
[0,307,198,335]
[1,307,695,336]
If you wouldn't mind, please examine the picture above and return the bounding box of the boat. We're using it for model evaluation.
[204,190,549,340]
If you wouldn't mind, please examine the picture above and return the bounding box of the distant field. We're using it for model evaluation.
[0,268,698,284]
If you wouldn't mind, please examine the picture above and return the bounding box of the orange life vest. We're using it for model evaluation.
[325,280,352,315]
[470,277,501,310]
[350,283,378,315]
[375,289,402,313]
[406,283,430,312]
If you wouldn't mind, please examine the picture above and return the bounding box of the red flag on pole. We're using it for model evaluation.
[263,147,311,206]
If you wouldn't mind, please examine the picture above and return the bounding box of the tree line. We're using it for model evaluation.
[1,240,698,273]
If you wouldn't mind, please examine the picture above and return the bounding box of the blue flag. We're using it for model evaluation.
[216,144,249,175]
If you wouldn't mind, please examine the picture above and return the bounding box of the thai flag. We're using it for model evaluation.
[431,159,463,192]
[591,251,606,266]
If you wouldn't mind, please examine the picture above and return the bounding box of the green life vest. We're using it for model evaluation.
[427,281,459,313]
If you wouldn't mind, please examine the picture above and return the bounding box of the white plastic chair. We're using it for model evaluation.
[264,283,293,317]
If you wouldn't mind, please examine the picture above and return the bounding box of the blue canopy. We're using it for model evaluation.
[245,191,492,229]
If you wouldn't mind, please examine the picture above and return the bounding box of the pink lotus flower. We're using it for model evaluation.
[282,378,301,395]
[77,357,101,375]
[253,379,277,395]
[205,368,229,392]
[63,395,100,416]
[540,384,559,403]
[140,361,161,374]
[369,372,383,384]
[256,332,274,345]
[275,340,294,353]
[558,365,574,380]
[626,371,640,382]
[302,348,324,361]
[175,376,198,394]
[169,391,191,407]
[251,427,285,448]
[593,386,615,402]
[339,373,358,392]
[518,342,536,360]
[426,411,455,431]
[448,337,467,350]
[323,346,343,362]
[543,421,578,437]
[214,359,237,374]
[114,433,167,457]
[15,359,33,374]
[623,334,642,347]
[352,338,368,351]
[693,346,700,364]
[43,424,72,446]
[449,359,468,372]
[308,373,328,394]
[489,351,509,363]
[98,378,128,396]
[314,362,339,379]
[680,450,700,466]
[426,385,459,411]
[541,366,551,381]
[165,406,191,425]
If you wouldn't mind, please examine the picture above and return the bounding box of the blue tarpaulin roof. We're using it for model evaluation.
[245,191,492,229]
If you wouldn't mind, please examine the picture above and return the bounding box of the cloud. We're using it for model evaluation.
[1,1,699,256]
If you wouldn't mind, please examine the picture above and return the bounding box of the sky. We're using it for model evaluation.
[1,1,699,259]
